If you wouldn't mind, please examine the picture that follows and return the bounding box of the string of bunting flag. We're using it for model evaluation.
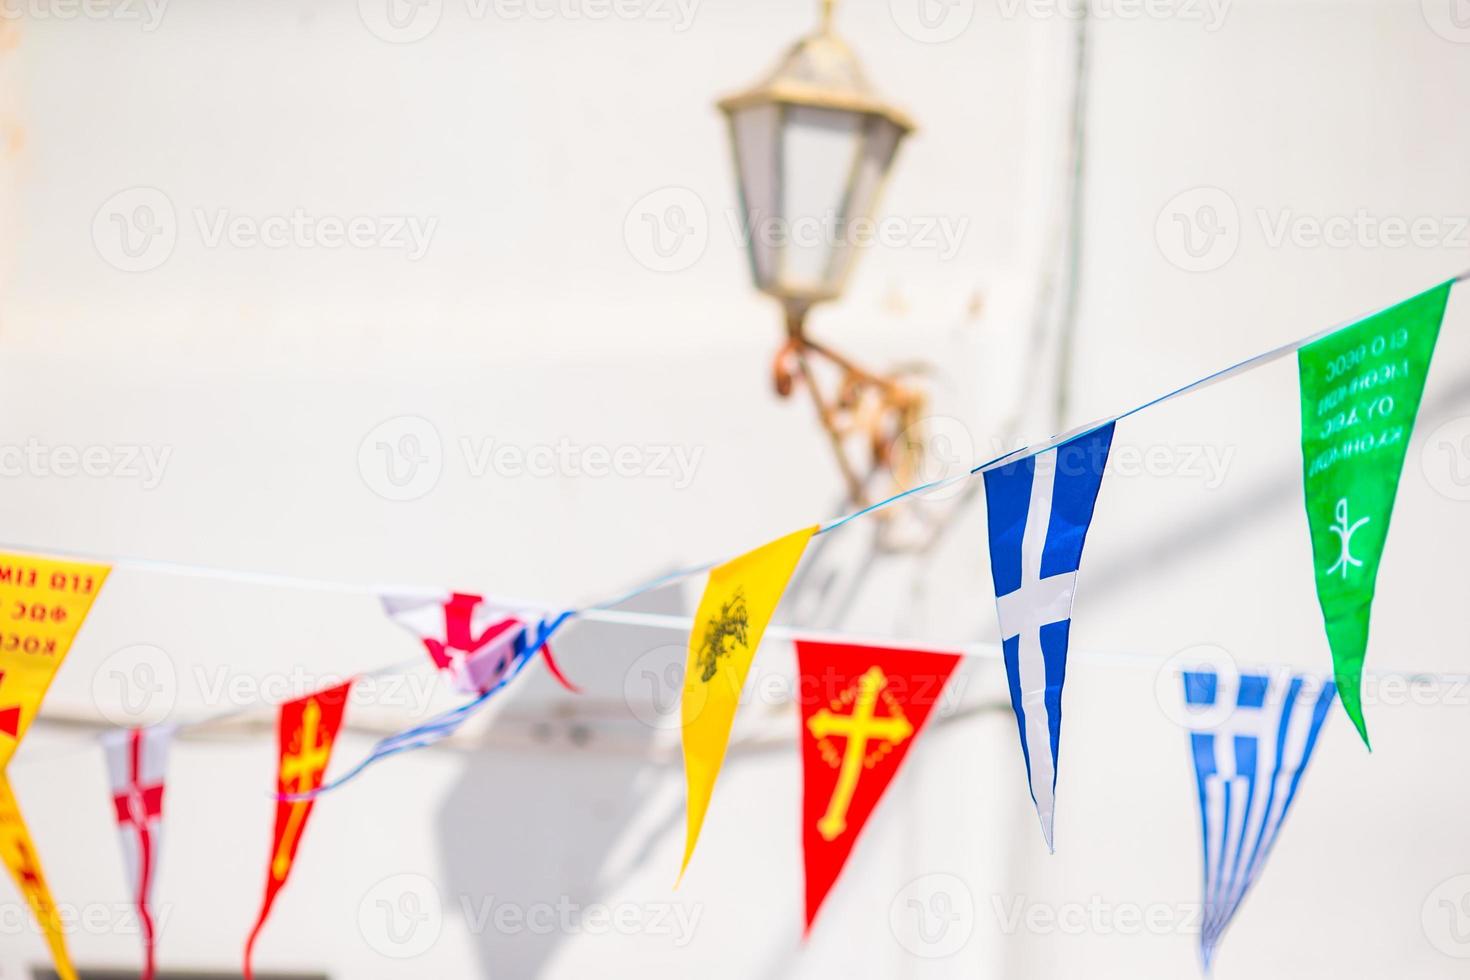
[0,274,1461,978]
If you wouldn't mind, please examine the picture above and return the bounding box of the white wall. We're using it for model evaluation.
[1,0,1469,978]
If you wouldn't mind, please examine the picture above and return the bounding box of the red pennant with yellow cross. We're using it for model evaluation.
[795,639,960,933]
[0,552,110,980]
[244,680,352,980]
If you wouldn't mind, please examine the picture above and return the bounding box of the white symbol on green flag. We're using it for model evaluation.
[1325,497,1369,580]
[1297,281,1453,747]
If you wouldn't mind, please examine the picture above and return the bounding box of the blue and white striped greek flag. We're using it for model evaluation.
[1183,668,1335,972]
[982,422,1114,852]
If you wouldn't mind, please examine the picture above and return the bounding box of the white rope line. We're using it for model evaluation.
[572,607,1470,683]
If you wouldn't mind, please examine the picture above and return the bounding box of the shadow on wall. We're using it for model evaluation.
[435,584,687,979]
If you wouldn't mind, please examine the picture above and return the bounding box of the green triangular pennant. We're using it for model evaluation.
[1298,280,1453,747]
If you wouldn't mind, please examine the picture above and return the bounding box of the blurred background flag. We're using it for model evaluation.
[381,591,579,694]
[1181,669,1336,973]
[0,554,110,769]
[299,609,573,799]
[245,682,353,980]
[0,553,110,980]
[101,724,176,980]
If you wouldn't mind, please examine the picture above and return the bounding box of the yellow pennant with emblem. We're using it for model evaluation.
[679,525,815,882]
[0,552,110,980]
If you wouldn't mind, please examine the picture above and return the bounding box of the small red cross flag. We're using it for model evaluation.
[101,725,175,980]
[381,591,578,694]
[795,639,961,933]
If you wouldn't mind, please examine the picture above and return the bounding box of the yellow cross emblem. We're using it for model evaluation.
[271,698,333,881]
[806,666,913,842]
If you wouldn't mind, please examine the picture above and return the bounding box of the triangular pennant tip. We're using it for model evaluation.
[678,525,816,882]
[1333,660,1372,752]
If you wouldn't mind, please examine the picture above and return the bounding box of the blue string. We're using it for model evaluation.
[281,611,573,800]
[818,274,1466,540]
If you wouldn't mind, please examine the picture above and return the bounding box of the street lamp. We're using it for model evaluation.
[717,0,914,324]
[717,0,926,509]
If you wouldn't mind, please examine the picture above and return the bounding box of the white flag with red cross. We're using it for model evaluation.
[101,724,175,980]
[381,591,578,695]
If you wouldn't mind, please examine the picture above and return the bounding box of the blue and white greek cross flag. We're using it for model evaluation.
[1182,669,1335,972]
[982,422,1114,851]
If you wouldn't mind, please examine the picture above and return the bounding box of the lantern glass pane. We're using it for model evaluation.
[779,105,863,295]
[731,104,781,290]
[827,114,903,288]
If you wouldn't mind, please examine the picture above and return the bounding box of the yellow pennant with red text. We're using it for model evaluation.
[0,553,110,767]
[0,552,110,980]
[679,526,815,882]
